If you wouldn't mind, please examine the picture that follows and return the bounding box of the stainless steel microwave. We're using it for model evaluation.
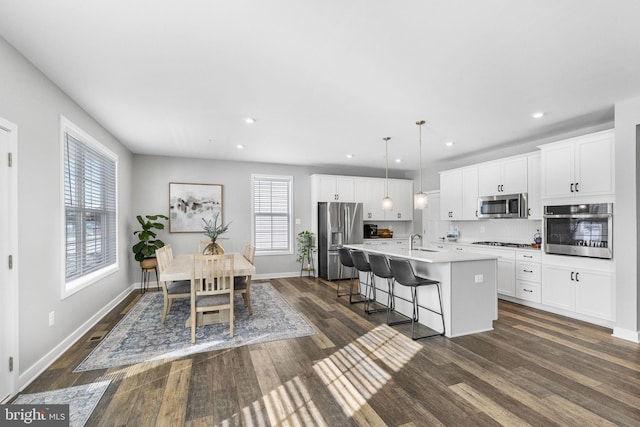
[477,193,528,219]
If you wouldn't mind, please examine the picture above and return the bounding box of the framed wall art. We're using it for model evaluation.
[169,182,223,233]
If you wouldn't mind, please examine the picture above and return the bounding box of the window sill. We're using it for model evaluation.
[62,263,119,299]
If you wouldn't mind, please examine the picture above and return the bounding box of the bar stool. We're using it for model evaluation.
[351,250,385,314]
[388,258,445,340]
[368,253,398,324]
[337,247,365,304]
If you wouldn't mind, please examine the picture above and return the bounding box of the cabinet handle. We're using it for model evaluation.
[475,210,478,217]
[528,208,531,216]
[524,269,533,273]
[497,184,500,192]
[571,271,575,281]
[523,289,533,293]
[523,255,533,258]
[397,213,401,219]
[456,248,463,251]
[570,183,574,193]
[575,182,579,192]
[575,272,580,282]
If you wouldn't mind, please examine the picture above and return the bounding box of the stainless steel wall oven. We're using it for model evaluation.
[544,203,612,259]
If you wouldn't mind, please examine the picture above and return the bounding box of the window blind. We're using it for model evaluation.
[64,132,117,281]
[252,175,292,253]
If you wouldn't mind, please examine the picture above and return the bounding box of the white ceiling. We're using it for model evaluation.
[1,0,640,171]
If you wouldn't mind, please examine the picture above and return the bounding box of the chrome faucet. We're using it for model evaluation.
[410,233,422,250]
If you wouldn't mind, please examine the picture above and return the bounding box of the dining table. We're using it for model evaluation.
[158,252,256,325]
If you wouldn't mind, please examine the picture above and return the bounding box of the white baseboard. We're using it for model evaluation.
[18,284,136,391]
[612,327,640,343]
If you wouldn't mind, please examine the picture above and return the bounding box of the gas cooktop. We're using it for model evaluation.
[472,241,532,248]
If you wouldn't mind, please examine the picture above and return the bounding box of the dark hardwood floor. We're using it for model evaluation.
[18,277,640,426]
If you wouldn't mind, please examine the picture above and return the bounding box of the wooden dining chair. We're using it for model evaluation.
[191,254,235,343]
[235,244,255,315]
[156,245,190,323]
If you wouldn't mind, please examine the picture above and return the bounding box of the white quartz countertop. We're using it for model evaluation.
[344,244,498,264]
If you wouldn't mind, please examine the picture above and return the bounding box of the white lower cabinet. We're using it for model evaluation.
[541,264,614,321]
[515,250,541,302]
[497,258,516,296]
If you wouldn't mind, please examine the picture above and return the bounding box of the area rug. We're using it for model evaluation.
[74,282,315,372]
[12,380,111,427]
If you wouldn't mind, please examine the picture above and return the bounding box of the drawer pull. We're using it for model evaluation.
[523,255,533,258]
[523,269,533,273]
[523,289,533,293]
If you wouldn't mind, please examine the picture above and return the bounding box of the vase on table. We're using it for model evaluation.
[203,241,224,255]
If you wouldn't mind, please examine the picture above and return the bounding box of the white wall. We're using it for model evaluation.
[0,36,134,383]
[613,97,640,341]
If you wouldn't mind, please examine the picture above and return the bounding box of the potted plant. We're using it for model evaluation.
[132,214,169,268]
[202,212,230,254]
[296,230,316,275]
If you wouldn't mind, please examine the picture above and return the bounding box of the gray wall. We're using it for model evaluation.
[0,36,134,380]
[131,155,398,279]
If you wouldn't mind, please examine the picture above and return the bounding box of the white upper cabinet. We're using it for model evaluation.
[478,155,528,196]
[355,178,384,220]
[527,153,542,220]
[314,175,356,202]
[461,166,479,220]
[440,169,463,220]
[440,166,478,221]
[540,129,614,199]
[353,177,413,221]
[385,179,413,220]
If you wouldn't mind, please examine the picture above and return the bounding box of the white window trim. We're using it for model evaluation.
[251,174,294,256]
[59,115,119,299]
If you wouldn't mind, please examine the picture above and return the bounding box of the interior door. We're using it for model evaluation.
[0,120,17,402]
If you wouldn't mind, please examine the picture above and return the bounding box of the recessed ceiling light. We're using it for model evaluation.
[395,158,402,163]
[445,141,454,147]
[532,111,545,119]
[245,117,256,124]
[237,144,245,149]
[345,154,354,159]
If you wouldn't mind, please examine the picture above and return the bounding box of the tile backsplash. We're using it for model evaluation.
[446,219,542,244]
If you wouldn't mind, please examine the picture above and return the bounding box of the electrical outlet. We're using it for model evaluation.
[474,274,484,283]
[49,311,55,326]
[480,226,486,233]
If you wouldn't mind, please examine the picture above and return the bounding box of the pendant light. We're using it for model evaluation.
[382,137,393,211]
[414,120,429,209]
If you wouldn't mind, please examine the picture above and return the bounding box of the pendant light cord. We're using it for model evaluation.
[417,120,425,193]
[384,137,390,196]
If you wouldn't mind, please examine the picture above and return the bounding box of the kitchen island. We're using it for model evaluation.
[345,244,498,338]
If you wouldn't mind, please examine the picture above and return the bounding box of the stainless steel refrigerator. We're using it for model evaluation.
[318,202,363,280]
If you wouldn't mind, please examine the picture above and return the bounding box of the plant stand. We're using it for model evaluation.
[140,257,159,293]
[299,255,315,278]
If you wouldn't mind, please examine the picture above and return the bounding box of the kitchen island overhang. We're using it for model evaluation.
[344,244,498,338]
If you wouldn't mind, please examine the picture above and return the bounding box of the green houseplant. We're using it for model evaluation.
[296,230,316,272]
[132,214,169,263]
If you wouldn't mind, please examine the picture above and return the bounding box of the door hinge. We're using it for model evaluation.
[8,152,12,167]
[8,255,13,269]
[9,357,13,372]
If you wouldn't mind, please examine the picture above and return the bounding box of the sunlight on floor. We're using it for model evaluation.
[218,324,422,425]
[312,324,422,417]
